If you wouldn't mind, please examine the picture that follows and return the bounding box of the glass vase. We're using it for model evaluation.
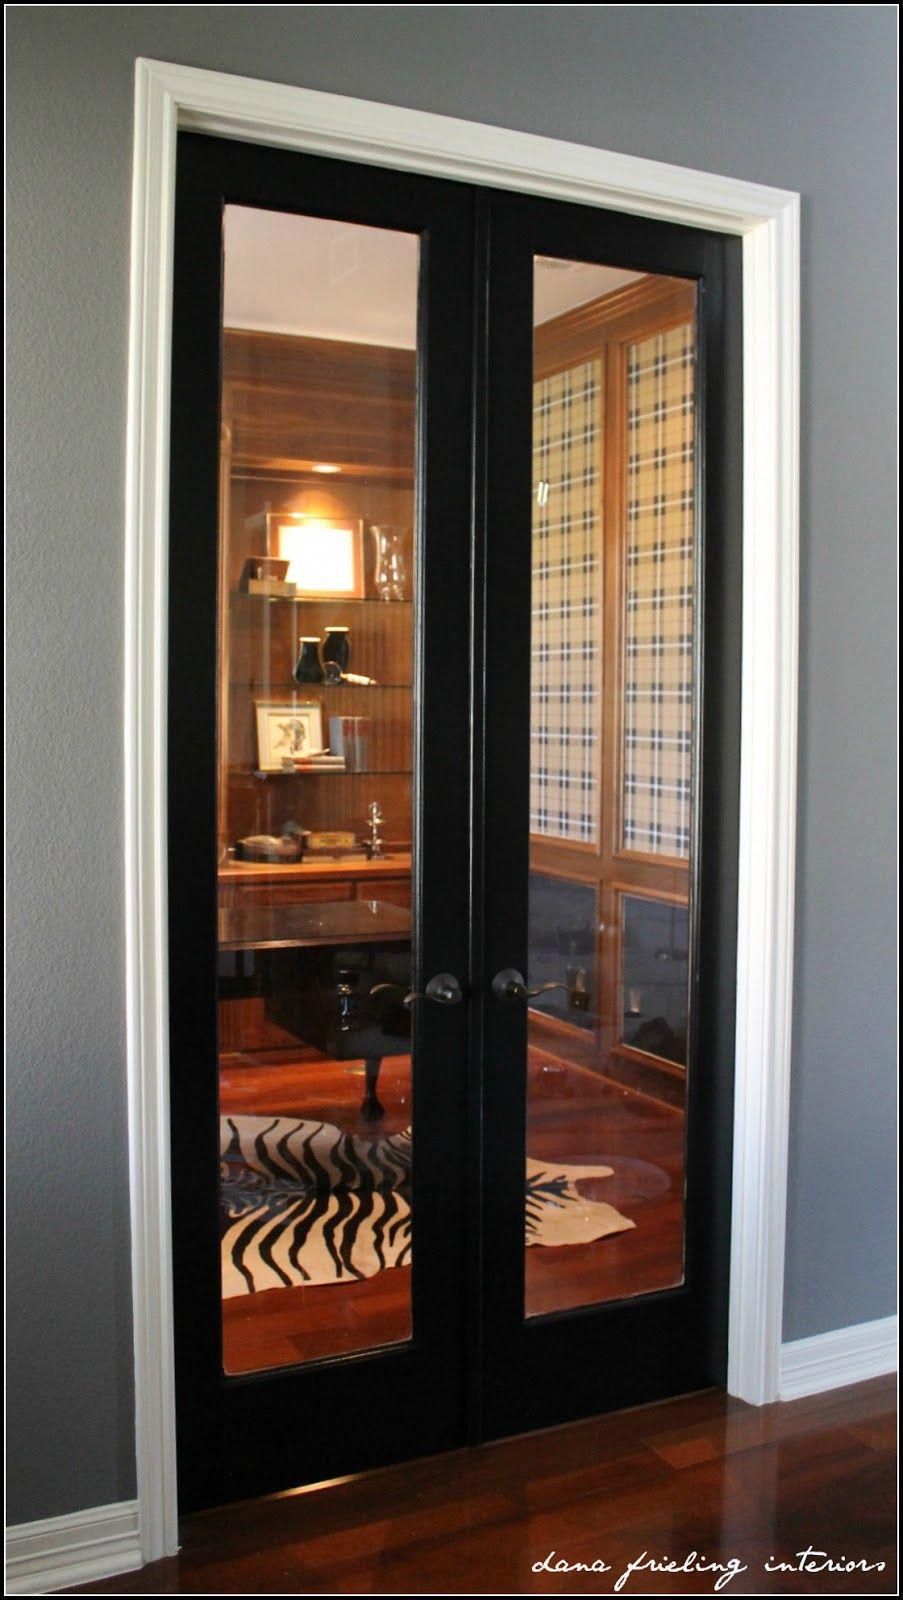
[371,526,409,602]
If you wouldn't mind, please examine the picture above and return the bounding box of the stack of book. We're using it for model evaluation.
[304,829,368,860]
[285,750,347,772]
[328,716,372,773]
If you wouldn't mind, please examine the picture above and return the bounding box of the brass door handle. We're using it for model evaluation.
[492,969,567,1002]
[371,972,465,1009]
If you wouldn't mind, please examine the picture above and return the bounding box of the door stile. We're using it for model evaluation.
[477,192,536,1436]
[464,187,492,1446]
[686,234,744,1371]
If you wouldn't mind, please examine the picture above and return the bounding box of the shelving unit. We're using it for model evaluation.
[219,324,417,868]
[215,326,418,1057]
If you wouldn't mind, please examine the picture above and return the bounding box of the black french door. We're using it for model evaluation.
[168,131,740,1514]
[477,193,741,1439]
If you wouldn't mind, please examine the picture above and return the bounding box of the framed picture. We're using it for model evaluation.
[255,700,324,772]
[266,513,365,600]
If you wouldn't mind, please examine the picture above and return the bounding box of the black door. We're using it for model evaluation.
[168,132,740,1513]
[476,192,741,1440]
[168,133,476,1512]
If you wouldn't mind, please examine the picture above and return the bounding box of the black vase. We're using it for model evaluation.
[293,636,324,684]
[321,626,351,674]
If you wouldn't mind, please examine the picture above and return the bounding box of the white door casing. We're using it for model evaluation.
[125,58,799,1561]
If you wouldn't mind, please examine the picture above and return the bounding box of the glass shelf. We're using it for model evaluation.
[253,768,412,779]
[240,680,413,692]
[235,592,413,607]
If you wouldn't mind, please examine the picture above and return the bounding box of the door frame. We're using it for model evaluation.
[124,57,800,1561]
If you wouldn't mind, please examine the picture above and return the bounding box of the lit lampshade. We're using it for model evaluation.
[273,517,363,599]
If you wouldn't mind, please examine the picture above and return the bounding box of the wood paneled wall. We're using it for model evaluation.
[223,328,416,477]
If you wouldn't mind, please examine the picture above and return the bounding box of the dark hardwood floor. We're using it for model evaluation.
[69,1374,896,1594]
[220,1044,685,1373]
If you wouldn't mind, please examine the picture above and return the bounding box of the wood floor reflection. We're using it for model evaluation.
[220,1046,685,1374]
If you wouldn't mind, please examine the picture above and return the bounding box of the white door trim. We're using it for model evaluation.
[125,57,800,1562]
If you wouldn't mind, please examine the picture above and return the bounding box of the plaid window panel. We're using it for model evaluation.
[622,323,696,858]
[531,359,602,843]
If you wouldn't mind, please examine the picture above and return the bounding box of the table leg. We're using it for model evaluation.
[361,1056,384,1122]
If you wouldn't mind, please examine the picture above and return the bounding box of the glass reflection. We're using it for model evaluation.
[525,257,696,1317]
[217,207,419,1373]
[621,896,689,1065]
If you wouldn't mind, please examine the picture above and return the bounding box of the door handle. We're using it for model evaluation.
[492,968,567,1003]
[371,972,465,1009]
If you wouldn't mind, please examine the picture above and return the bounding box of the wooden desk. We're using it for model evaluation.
[218,899,412,1122]
[218,898,410,952]
[218,855,413,914]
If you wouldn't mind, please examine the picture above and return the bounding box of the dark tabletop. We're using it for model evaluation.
[217,898,412,952]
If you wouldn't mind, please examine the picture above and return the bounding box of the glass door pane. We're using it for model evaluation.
[216,207,419,1374]
[526,257,697,1318]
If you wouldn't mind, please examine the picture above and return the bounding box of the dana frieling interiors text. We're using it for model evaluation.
[532,1547,887,1590]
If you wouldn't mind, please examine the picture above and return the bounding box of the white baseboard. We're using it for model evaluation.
[780,1314,898,1401]
[5,1500,142,1596]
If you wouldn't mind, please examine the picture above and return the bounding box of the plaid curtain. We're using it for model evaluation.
[530,360,602,843]
[622,323,695,858]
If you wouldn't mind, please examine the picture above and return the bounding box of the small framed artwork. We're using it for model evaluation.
[255,700,325,772]
[267,513,365,600]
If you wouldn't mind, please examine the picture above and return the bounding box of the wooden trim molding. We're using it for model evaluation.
[126,58,800,1559]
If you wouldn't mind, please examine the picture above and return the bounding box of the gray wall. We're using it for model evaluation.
[8,5,896,1525]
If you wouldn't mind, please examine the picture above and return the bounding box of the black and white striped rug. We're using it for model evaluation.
[221,1114,634,1297]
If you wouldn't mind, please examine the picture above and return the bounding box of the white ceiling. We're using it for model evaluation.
[223,205,641,346]
[533,255,640,323]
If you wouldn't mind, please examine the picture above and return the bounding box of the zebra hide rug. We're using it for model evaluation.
[221,1114,635,1297]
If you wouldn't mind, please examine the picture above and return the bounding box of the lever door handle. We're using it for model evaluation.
[492,968,568,1002]
[372,972,465,1009]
